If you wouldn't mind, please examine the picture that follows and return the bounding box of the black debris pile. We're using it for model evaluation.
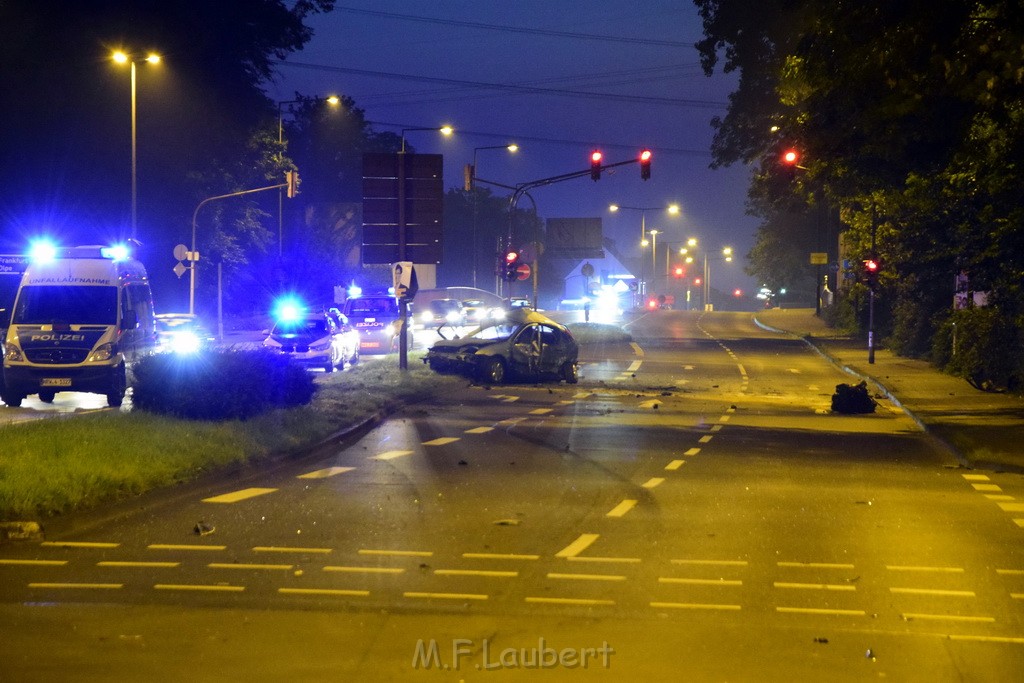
[831,381,877,414]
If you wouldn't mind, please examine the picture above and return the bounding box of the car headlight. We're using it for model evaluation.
[169,331,201,354]
[4,344,23,362]
[87,342,115,362]
[445,311,461,323]
[420,311,433,323]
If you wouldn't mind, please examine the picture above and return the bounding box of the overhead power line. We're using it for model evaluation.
[277,61,727,109]
[332,5,699,48]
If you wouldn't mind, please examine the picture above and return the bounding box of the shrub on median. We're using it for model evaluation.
[131,349,316,419]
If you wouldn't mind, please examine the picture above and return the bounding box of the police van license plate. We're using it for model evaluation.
[41,378,72,387]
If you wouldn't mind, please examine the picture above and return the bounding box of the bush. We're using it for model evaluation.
[935,307,1024,392]
[131,349,316,419]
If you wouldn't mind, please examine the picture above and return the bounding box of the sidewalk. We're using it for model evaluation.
[755,308,1024,473]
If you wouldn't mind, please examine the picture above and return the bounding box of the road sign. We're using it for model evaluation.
[362,153,444,265]
[173,244,188,261]
[173,262,187,278]
[810,252,828,265]
[516,263,531,281]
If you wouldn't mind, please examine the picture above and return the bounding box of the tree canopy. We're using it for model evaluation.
[695,0,1024,384]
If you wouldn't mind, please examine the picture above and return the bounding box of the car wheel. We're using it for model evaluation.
[2,392,24,407]
[560,361,579,384]
[480,358,506,384]
[107,364,127,408]
[39,390,56,403]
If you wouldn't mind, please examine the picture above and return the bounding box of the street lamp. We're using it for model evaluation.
[401,125,454,153]
[701,245,734,310]
[276,95,341,256]
[112,50,160,241]
[608,203,679,305]
[471,143,518,288]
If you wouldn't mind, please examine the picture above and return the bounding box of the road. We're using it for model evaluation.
[2,310,1023,681]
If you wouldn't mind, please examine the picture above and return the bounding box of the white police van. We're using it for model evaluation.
[1,243,156,408]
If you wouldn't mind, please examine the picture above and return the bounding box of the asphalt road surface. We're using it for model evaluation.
[2,310,1023,681]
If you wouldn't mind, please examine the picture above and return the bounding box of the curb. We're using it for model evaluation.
[753,315,971,468]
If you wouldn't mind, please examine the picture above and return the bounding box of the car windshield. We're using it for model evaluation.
[272,318,329,339]
[465,322,519,341]
[347,298,396,316]
[12,285,118,325]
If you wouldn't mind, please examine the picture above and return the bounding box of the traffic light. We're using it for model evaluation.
[862,257,880,287]
[590,151,602,181]
[673,266,684,278]
[286,170,300,198]
[639,149,652,180]
[693,277,702,287]
[780,149,799,180]
[504,250,520,281]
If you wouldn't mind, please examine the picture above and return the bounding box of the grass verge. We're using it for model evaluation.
[0,354,464,521]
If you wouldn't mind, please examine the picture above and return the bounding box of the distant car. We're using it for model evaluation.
[342,294,410,354]
[155,313,214,354]
[417,299,465,328]
[424,308,578,384]
[508,296,532,309]
[263,310,359,372]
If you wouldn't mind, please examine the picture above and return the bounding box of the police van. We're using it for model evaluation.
[1,243,156,408]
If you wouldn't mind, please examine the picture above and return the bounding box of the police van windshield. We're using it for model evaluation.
[12,286,118,325]
[346,298,397,317]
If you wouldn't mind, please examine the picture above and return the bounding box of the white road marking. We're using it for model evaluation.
[606,500,637,517]
[297,467,354,479]
[464,426,494,434]
[422,437,460,446]
[202,488,277,504]
[555,533,599,558]
[370,450,414,461]
[665,460,685,471]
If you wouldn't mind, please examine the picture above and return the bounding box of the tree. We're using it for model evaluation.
[695,0,1024,368]
[0,0,334,310]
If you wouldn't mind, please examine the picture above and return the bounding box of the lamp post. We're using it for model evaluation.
[394,125,453,370]
[608,203,679,306]
[701,246,734,310]
[112,50,160,241]
[276,95,340,257]
[471,143,518,288]
[648,229,659,291]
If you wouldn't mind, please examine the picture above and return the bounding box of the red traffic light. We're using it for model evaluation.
[590,150,602,181]
[782,149,799,165]
[693,277,702,286]
[505,250,519,263]
[673,266,684,278]
[864,258,879,272]
[639,148,652,180]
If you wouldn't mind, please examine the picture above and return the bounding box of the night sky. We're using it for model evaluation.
[266,1,757,294]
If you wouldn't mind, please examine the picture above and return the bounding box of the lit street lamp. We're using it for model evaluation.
[608,203,679,304]
[112,50,160,241]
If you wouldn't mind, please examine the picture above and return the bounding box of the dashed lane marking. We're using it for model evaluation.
[890,587,975,597]
[359,549,433,558]
[1016,519,1024,528]
[370,450,415,461]
[40,541,119,549]
[463,553,540,561]
[606,500,637,518]
[279,588,369,597]
[886,565,964,573]
[659,578,742,586]
[253,546,332,554]
[672,559,748,567]
[962,474,991,481]
[405,591,488,601]
[527,597,615,606]
[567,556,641,564]
[665,460,685,471]
[777,607,865,616]
[464,426,494,434]
[719,415,730,422]
[555,534,599,559]
[985,495,1015,501]
[422,437,460,446]
[155,584,244,592]
[528,408,553,415]
[434,569,518,578]
[642,478,665,489]
[29,582,122,590]
[208,563,293,571]
[324,566,404,574]
[546,572,626,582]
[97,561,179,568]
[902,613,995,623]
[651,602,741,611]
[297,467,354,479]
[998,502,1024,512]
[973,484,1003,492]
[684,448,701,456]
[775,582,856,592]
[148,544,225,552]
[778,562,856,569]
[698,435,713,444]
[710,425,723,432]
[203,488,277,504]
[0,559,67,566]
